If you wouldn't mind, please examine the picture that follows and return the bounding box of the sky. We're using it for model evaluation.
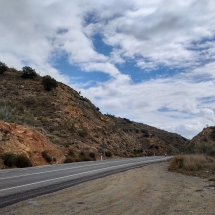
[0,0,215,139]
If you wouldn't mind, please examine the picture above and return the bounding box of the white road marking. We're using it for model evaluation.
[0,157,165,180]
[0,157,166,192]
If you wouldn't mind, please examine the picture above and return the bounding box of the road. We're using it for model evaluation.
[0,156,171,208]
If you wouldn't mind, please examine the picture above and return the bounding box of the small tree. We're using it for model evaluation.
[21,66,37,79]
[0,61,8,74]
[42,75,58,91]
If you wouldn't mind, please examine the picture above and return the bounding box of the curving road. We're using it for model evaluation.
[0,156,172,208]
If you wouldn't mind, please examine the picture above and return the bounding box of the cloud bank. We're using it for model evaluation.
[0,0,215,138]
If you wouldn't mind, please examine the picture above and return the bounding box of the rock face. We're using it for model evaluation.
[0,121,65,167]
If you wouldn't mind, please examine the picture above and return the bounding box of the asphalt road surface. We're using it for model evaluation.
[0,156,171,208]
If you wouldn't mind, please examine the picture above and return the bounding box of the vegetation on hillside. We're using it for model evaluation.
[21,66,37,79]
[186,127,215,156]
[3,152,32,168]
[0,61,8,74]
[0,61,189,165]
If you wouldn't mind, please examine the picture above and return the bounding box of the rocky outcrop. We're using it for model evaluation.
[0,121,65,167]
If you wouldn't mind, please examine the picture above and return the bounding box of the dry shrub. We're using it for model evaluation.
[89,152,95,159]
[169,154,207,171]
[64,157,74,163]
[183,155,207,171]
[68,149,74,157]
[41,150,52,163]
[105,151,112,157]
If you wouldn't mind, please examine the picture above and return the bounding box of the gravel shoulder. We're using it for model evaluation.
[1,162,215,215]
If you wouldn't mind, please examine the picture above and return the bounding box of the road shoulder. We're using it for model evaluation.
[1,162,215,215]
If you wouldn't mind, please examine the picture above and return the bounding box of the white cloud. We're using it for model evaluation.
[80,62,215,139]
[0,0,215,139]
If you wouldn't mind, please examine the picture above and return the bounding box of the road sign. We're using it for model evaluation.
[102,143,107,149]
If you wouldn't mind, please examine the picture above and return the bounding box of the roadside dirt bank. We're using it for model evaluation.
[1,162,215,215]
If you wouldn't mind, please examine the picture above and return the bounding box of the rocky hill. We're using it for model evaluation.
[0,63,189,167]
[186,126,215,156]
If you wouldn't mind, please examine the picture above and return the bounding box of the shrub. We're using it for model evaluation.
[143,133,150,138]
[0,106,15,121]
[123,118,132,123]
[3,153,32,168]
[21,66,37,79]
[169,155,207,171]
[42,75,58,91]
[23,95,36,105]
[105,151,112,157]
[3,152,16,167]
[40,96,50,105]
[81,156,91,161]
[78,129,88,137]
[89,152,95,159]
[14,155,32,168]
[210,127,215,140]
[68,149,74,156]
[64,157,74,163]
[80,151,86,156]
[199,143,215,156]
[41,150,52,163]
[0,61,8,74]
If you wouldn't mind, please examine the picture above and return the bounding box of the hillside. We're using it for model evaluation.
[0,121,64,167]
[0,64,188,167]
[186,126,215,156]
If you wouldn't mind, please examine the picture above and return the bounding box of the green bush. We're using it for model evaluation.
[14,155,32,168]
[3,152,16,167]
[21,66,37,79]
[42,75,58,91]
[3,153,32,168]
[0,61,8,74]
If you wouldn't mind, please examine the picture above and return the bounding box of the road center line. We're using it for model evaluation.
[0,158,166,192]
[0,157,164,180]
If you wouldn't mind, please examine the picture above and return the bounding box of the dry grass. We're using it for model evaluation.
[169,154,215,179]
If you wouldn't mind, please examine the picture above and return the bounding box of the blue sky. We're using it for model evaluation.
[0,0,215,139]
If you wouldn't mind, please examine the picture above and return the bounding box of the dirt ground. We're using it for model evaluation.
[1,162,215,215]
